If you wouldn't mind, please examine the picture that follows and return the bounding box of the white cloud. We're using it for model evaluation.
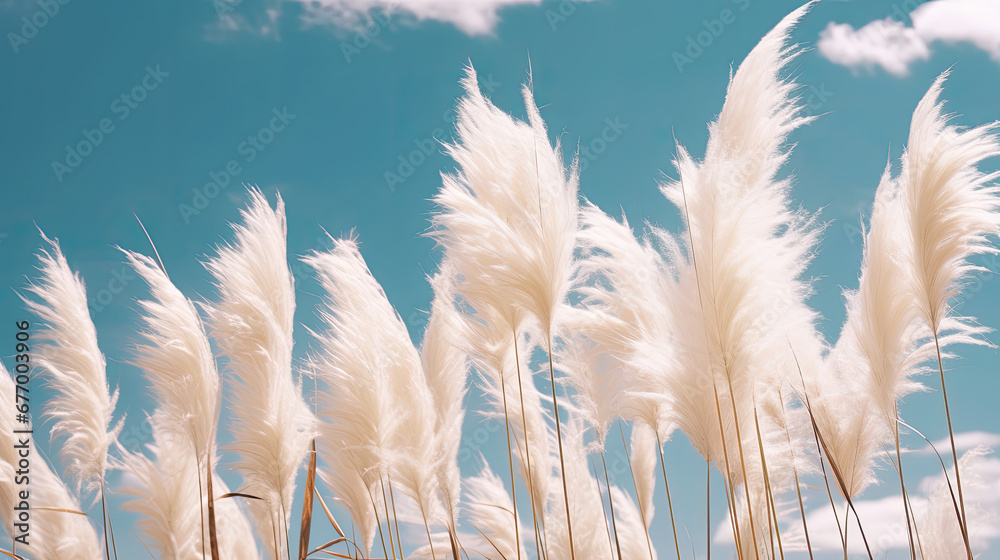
[207,3,282,41]
[801,445,1000,556]
[818,18,931,76]
[712,436,1000,556]
[818,0,1000,76]
[298,0,547,36]
[915,430,1000,456]
[210,0,595,40]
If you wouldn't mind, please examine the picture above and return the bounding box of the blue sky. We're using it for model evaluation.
[2,0,999,557]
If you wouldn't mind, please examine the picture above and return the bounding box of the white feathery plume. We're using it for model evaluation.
[555,328,630,451]
[125,249,221,464]
[629,423,658,528]
[317,450,380,557]
[118,438,203,560]
[431,62,578,551]
[421,264,471,536]
[657,8,824,555]
[305,244,387,558]
[205,188,315,559]
[899,71,1000,541]
[120,249,257,559]
[609,487,656,560]
[0,362,102,559]
[901,72,1000,345]
[850,166,932,421]
[661,4,822,500]
[117,435,260,560]
[658,264,727,469]
[22,232,121,498]
[304,236,441,551]
[812,166,920,498]
[411,531,460,560]
[919,446,996,559]
[463,460,529,560]
[562,202,677,444]
[432,64,579,339]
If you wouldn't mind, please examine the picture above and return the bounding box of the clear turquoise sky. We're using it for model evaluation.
[2,0,999,557]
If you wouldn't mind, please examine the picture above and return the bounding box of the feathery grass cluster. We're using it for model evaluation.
[4,4,1000,559]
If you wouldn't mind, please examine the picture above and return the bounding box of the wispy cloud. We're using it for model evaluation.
[818,0,1000,76]
[301,0,547,36]
[799,441,1000,556]
[915,430,1000,456]
[711,433,1000,555]
[211,0,595,39]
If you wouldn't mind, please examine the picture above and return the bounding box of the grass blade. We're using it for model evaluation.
[300,440,318,560]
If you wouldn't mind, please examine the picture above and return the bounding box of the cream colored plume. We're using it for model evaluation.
[23,233,121,498]
[205,188,315,559]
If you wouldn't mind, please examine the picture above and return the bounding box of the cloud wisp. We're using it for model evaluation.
[211,0,596,38]
[817,0,1000,76]
[710,432,1000,556]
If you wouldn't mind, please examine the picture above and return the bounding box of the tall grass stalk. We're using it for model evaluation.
[496,367,522,560]
[617,425,654,560]
[933,332,973,557]
[654,437,681,559]
[751,404,782,560]
[599,451,623,560]
[512,332,542,560]
[545,335,576,560]
[893,414,917,559]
